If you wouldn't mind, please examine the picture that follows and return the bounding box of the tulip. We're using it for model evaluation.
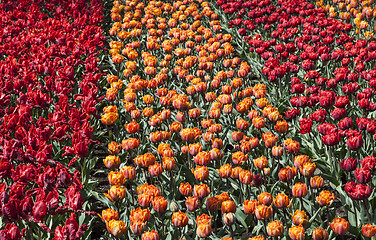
[232,151,248,165]
[194,184,210,198]
[105,185,126,202]
[192,166,209,181]
[310,176,324,189]
[257,192,273,206]
[142,230,159,240]
[289,225,305,240]
[221,200,236,213]
[330,218,349,235]
[196,214,212,225]
[292,183,308,198]
[101,208,119,222]
[120,166,136,181]
[312,228,329,240]
[130,220,145,235]
[171,211,189,228]
[106,220,127,237]
[354,167,371,183]
[253,156,268,169]
[222,211,235,226]
[196,224,212,238]
[218,164,232,178]
[300,162,316,177]
[292,210,308,226]
[278,166,296,182]
[186,196,200,212]
[266,220,284,237]
[274,193,291,208]
[108,142,121,154]
[239,170,253,185]
[179,182,193,196]
[339,158,357,172]
[108,171,126,186]
[362,224,376,238]
[152,196,167,213]
[316,190,335,206]
[255,204,273,220]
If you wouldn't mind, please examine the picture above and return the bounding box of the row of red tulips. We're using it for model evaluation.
[0,0,105,239]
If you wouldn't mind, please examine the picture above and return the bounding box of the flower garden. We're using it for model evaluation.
[1,0,376,239]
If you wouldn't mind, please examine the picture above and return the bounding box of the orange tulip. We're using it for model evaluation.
[266,220,284,237]
[316,190,335,206]
[106,220,127,237]
[289,225,305,240]
[171,211,189,228]
[330,218,349,235]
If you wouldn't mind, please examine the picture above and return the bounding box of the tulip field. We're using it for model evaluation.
[1,0,376,239]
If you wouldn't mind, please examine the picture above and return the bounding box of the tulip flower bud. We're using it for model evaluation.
[218,164,232,178]
[223,213,235,225]
[278,166,296,182]
[300,162,316,177]
[33,201,47,221]
[120,166,136,181]
[194,184,210,198]
[252,174,263,186]
[354,167,371,183]
[272,146,283,158]
[206,196,221,212]
[192,166,209,181]
[149,163,163,177]
[243,200,258,214]
[108,171,126,186]
[339,157,357,172]
[170,201,179,212]
[2,223,21,240]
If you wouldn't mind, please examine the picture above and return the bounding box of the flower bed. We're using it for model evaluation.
[95,0,341,239]
[0,0,105,239]
[215,0,376,238]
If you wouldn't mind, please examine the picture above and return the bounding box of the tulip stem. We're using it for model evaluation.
[170,171,174,198]
[229,224,234,237]
[38,226,41,240]
[363,200,371,223]
[353,202,358,228]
